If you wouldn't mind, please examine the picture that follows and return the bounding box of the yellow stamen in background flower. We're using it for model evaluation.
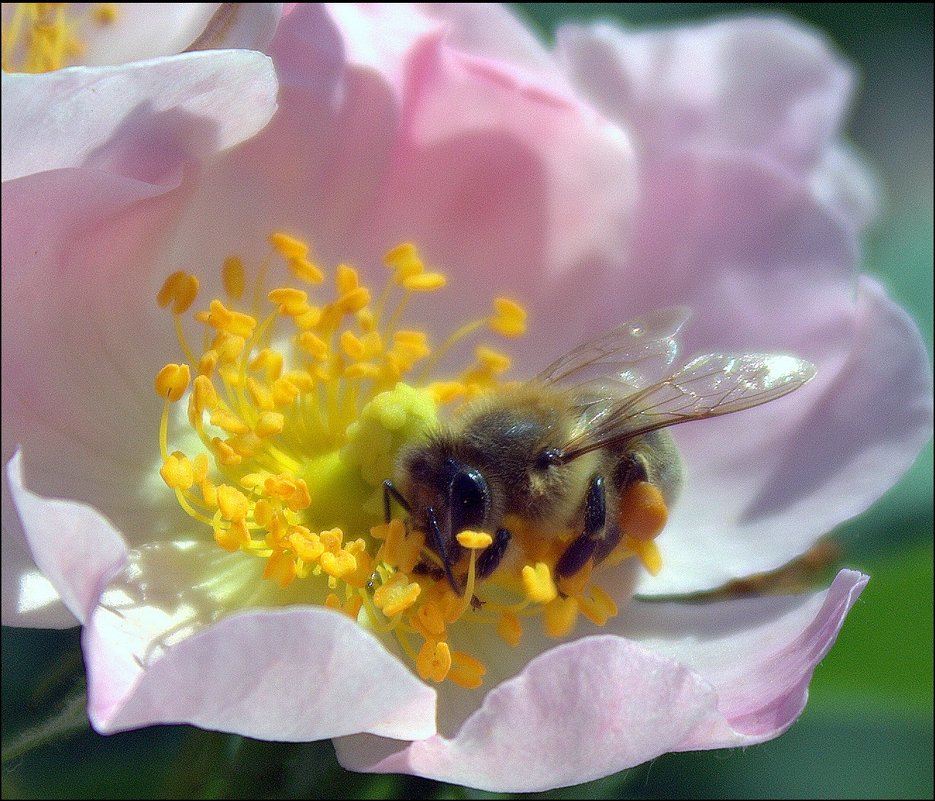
[2,3,107,73]
[155,232,661,688]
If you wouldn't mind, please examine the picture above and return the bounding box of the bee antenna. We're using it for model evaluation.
[535,448,565,469]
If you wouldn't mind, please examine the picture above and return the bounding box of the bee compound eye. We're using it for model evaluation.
[449,465,490,532]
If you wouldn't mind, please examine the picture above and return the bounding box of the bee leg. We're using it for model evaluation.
[426,507,463,595]
[556,474,606,580]
[476,527,511,580]
[382,479,412,523]
[614,453,649,489]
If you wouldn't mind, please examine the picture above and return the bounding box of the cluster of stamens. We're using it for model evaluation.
[2,3,119,73]
[155,233,661,687]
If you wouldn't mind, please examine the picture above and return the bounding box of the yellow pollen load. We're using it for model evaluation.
[154,232,662,688]
[2,3,119,73]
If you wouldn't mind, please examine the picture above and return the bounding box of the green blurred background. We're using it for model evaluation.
[3,4,932,798]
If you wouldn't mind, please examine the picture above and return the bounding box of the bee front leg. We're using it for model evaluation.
[555,474,606,580]
[476,527,511,579]
[382,479,412,523]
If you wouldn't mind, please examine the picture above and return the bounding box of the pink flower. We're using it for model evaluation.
[2,4,931,793]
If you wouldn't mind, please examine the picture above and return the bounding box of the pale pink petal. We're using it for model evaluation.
[557,16,853,174]
[4,451,127,625]
[335,637,718,792]
[621,569,869,748]
[810,142,881,231]
[183,5,637,368]
[336,570,866,791]
[87,575,437,741]
[647,276,932,594]
[417,3,558,77]
[1,50,278,180]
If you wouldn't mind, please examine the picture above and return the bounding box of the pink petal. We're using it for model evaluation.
[86,593,437,741]
[336,570,867,791]
[621,569,870,748]
[648,276,932,594]
[4,451,127,626]
[557,16,853,175]
[335,637,718,792]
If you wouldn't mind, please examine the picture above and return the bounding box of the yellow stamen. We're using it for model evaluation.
[416,640,452,683]
[522,562,558,604]
[154,232,661,690]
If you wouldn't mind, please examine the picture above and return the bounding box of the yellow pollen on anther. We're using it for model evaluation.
[417,640,452,683]
[155,363,190,402]
[222,257,246,300]
[154,231,658,690]
[522,562,558,604]
[456,530,493,550]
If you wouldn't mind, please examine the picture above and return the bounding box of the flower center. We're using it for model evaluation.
[155,233,664,687]
[1,3,118,73]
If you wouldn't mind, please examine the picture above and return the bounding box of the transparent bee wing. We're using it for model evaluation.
[535,306,691,390]
[561,352,817,461]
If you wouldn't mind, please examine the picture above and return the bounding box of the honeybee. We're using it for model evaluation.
[384,307,816,593]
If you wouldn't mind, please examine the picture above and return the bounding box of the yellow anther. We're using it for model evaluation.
[217,485,249,521]
[415,601,446,638]
[618,481,668,541]
[211,437,242,466]
[402,272,447,292]
[521,562,558,604]
[294,306,323,329]
[340,330,366,360]
[628,537,663,576]
[577,584,618,626]
[290,528,324,562]
[457,530,493,550]
[335,264,360,295]
[384,242,424,281]
[155,363,190,402]
[213,331,246,363]
[198,349,219,377]
[269,232,309,260]
[345,362,381,380]
[196,299,257,338]
[271,377,300,406]
[298,331,329,360]
[320,528,344,551]
[543,596,578,638]
[338,286,371,313]
[416,640,452,684]
[263,551,297,588]
[157,271,200,314]
[268,287,310,316]
[475,346,511,374]
[210,408,250,435]
[222,257,246,300]
[373,572,422,617]
[497,612,523,647]
[160,452,194,490]
[320,549,357,580]
[264,475,311,512]
[192,375,219,414]
[246,377,275,411]
[215,518,251,552]
[448,651,487,690]
[250,348,283,381]
[490,297,527,337]
[192,453,209,483]
[428,381,466,405]
[254,411,285,438]
[93,5,120,25]
[288,256,324,284]
[556,558,592,597]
